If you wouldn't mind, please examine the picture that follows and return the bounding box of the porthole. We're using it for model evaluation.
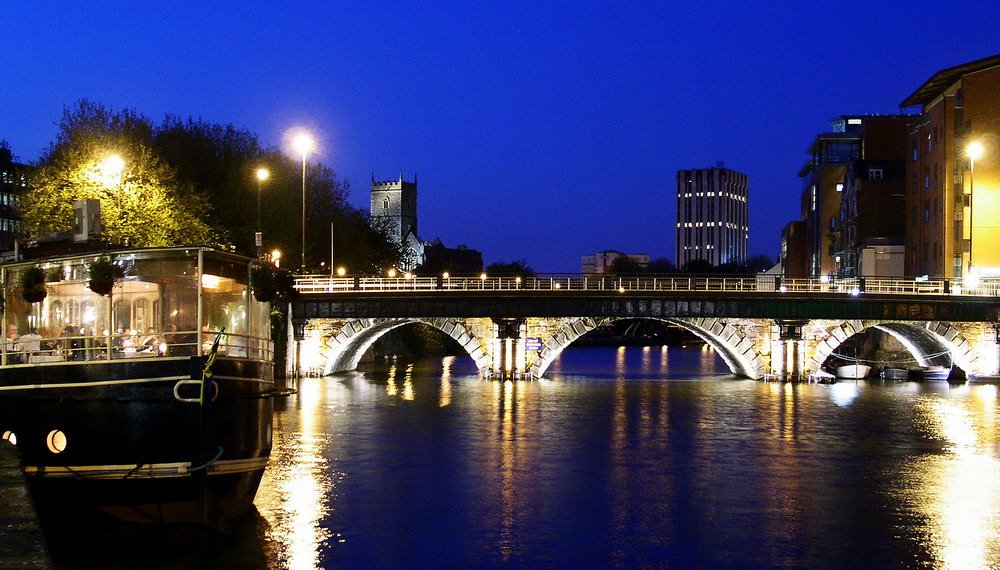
[2,431,16,446]
[46,430,67,454]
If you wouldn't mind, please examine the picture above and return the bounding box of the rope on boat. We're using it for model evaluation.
[830,350,953,365]
[189,446,224,472]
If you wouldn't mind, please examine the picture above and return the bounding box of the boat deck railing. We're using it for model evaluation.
[0,330,273,367]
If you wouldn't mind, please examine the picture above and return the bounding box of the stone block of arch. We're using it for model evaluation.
[321,317,493,375]
[806,320,977,375]
[528,316,767,379]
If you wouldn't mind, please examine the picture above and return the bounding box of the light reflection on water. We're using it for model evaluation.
[248,347,1000,568]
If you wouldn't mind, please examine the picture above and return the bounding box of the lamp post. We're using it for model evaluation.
[97,154,125,238]
[968,140,985,273]
[292,133,315,272]
[255,168,269,257]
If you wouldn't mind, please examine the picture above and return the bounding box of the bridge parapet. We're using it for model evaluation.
[295,274,1000,297]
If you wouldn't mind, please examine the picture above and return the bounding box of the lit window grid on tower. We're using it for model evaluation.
[675,168,748,267]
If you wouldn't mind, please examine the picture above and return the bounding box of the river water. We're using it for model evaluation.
[50,346,1000,568]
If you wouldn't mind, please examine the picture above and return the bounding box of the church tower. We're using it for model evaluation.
[371,172,417,243]
[371,172,422,268]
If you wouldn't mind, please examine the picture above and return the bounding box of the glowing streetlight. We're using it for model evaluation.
[271,249,282,268]
[292,132,315,272]
[98,154,125,183]
[967,140,986,272]
[336,266,346,277]
[442,272,450,280]
[255,168,269,256]
[387,268,398,278]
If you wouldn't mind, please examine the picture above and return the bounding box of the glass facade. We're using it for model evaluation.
[1,248,270,365]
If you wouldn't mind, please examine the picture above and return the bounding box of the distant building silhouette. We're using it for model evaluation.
[0,144,29,253]
[581,250,649,274]
[676,165,748,267]
[423,238,483,274]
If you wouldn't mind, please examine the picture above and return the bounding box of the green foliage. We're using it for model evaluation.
[23,101,216,247]
[87,258,126,296]
[485,259,535,277]
[19,266,47,303]
[23,100,404,272]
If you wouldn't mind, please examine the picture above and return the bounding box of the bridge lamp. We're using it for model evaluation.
[554,282,561,289]
[964,268,980,291]
[515,277,521,284]
[480,273,488,281]
[618,286,626,293]
[404,272,413,279]
[336,266,346,276]
[967,140,986,272]
[387,268,398,278]
[442,272,450,279]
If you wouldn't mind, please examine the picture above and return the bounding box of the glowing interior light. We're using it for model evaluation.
[2,431,17,446]
[46,430,67,454]
[201,274,222,289]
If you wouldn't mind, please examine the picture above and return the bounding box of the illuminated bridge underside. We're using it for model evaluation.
[295,315,996,380]
[529,317,766,379]
[291,290,1000,379]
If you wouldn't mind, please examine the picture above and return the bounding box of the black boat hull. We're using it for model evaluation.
[0,356,273,524]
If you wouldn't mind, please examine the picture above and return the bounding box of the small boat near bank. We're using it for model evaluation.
[0,246,275,525]
[836,363,871,379]
[880,367,909,380]
[907,366,951,382]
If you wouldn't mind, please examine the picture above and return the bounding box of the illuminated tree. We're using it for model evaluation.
[23,101,215,246]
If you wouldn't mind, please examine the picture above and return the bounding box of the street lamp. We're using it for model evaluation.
[271,249,282,268]
[292,132,315,272]
[98,154,125,183]
[255,168,269,256]
[968,140,985,273]
[96,154,126,240]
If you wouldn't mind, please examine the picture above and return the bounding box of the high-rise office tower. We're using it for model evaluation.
[676,165,748,268]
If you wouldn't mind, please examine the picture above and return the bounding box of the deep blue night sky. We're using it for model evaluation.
[2,2,998,272]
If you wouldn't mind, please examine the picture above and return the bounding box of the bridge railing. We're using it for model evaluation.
[294,274,1000,296]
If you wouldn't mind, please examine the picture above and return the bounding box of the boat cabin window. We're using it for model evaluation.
[1,249,268,365]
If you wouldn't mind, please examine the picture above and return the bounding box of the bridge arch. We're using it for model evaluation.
[528,317,766,379]
[807,320,976,373]
[322,318,492,375]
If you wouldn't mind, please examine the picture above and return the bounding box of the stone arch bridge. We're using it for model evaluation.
[289,275,1000,380]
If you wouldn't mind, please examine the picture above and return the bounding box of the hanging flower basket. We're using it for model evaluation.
[20,266,48,303]
[251,263,297,303]
[87,258,125,296]
[251,264,276,302]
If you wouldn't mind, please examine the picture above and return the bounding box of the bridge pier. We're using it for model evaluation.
[490,318,527,379]
[775,320,808,381]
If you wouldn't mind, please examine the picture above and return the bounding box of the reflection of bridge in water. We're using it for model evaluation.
[289,275,1000,380]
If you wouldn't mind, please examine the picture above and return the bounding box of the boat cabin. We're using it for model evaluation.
[1,247,271,366]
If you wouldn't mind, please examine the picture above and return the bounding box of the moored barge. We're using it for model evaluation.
[0,247,274,525]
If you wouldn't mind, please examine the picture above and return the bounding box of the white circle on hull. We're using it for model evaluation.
[46,430,67,453]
